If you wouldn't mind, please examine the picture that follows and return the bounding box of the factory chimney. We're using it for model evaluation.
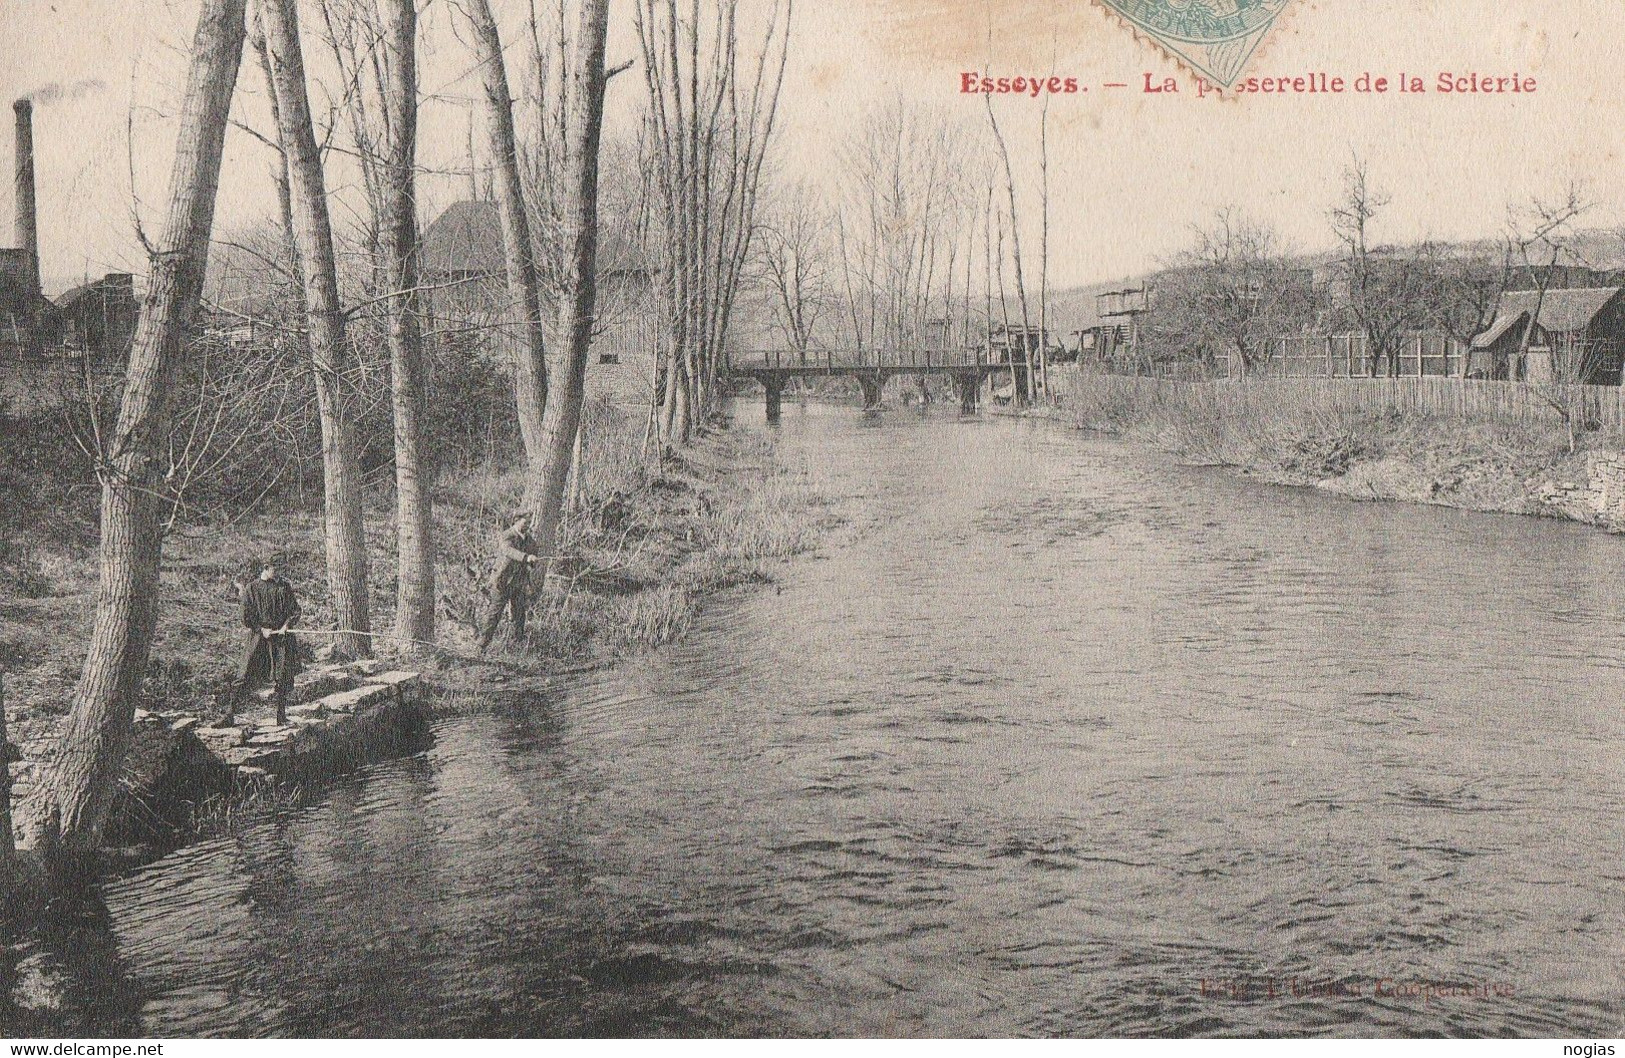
[13,98,38,300]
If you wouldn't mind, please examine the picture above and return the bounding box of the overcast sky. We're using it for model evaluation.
[1,0,1619,294]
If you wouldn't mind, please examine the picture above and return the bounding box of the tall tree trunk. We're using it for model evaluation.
[380,0,434,646]
[1,676,14,865]
[984,97,1035,404]
[460,0,550,482]
[528,0,611,566]
[35,0,247,865]
[689,347,705,433]
[1037,96,1051,401]
[982,185,993,362]
[636,0,790,449]
[673,355,693,441]
[260,0,371,659]
[249,17,297,267]
[659,341,682,447]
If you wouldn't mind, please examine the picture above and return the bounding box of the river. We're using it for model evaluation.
[6,402,1624,1037]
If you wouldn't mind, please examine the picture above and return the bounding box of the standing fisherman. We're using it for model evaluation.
[477,511,541,654]
[228,557,302,725]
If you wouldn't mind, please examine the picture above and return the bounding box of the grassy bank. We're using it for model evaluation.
[0,399,835,819]
[427,414,836,701]
[1054,370,1606,520]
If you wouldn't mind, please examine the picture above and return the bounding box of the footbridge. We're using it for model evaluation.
[726,349,1024,418]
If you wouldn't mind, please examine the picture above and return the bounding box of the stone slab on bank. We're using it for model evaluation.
[8,661,425,850]
[201,664,423,780]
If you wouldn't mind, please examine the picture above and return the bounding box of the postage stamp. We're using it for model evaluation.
[1094,0,1295,87]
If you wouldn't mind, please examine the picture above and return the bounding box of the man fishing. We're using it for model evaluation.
[477,511,542,654]
[227,556,302,726]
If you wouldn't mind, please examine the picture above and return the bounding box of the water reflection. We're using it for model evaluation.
[6,402,1624,1037]
[3,898,145,1036]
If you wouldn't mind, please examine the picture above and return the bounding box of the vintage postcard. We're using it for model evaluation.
[0,0,1620,1046]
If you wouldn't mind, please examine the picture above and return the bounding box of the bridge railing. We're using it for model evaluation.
[729,348,1003,372]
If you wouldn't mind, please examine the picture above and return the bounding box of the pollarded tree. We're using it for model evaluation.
[1174,206,1304,370]
[35,0,249,867]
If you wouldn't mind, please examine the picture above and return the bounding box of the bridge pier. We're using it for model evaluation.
[763,375,785,422]
[857,371,885,409]
[1011,363,1033,406]
[727,354,994,414]
[953,371,981,414]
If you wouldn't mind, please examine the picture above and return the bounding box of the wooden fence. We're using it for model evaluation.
[1221,333,1469,380]
[1079,372,1625,433]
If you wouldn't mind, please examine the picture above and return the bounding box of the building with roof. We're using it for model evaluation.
[419,200,660,405]
[1469,287,1625,384]
[420,199,508,281]
[1506,264,1625,293]
[1042,280,1140,362]
[56,272,136,363]
[0,248,60,356]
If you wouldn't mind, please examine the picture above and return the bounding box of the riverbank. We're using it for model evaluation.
[1,407,833,848]
[17,400,1619,1037]
[1052,370,1625,529]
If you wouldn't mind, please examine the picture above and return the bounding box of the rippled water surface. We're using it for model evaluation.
[8,403,1625,1037]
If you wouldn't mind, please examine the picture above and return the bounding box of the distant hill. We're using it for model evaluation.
[1043,279,1146,334]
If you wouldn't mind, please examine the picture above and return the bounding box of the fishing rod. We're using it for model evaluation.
[277,628,586,676]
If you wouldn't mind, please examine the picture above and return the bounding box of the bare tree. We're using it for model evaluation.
[1508,183,1596,450]
[1330,157,1440,377]
[378,0,434,644]
[529,0,613,575]
[311,0,385,297]
[1427,251,1506,357]
[316,0,436,647]
[754,181,830,364]
[984,96,1035,403]
[516,16,651,358]
[635,0,792,447]
[1160,207,1304,370]
[34,0,248,866]
[832,101,975,358]
[1036,92,1051,400]
[260,0,372,659]
[246,16,297,266]
[458,0,551,482]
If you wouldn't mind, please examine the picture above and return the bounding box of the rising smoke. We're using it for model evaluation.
[26,78,108,105]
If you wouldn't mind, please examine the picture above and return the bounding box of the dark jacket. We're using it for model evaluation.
[489,525,538,596]
[238,576,302,685]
